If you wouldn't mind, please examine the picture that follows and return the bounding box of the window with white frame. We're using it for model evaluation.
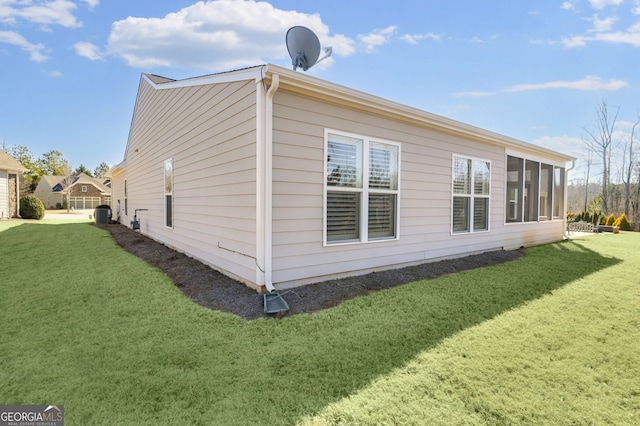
[506,154,565,223]
[325,131,399,244]
[164,159,173,228]
[452,155,490,233]
[81,185,87,193]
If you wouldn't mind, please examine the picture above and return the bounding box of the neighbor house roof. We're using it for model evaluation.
[0,150,27,173]
[44,173,110,193]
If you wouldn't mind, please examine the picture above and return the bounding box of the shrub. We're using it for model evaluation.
[573,211,603,225]
[613,213,632,231]
[575,211,588,222]
[19,195,45,220]
[605,213,616,226]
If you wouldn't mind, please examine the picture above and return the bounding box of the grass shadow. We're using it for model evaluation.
[264,239,622,424]
[0,222,623,425]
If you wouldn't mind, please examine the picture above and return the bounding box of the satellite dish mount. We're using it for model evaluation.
[286,26,332,71]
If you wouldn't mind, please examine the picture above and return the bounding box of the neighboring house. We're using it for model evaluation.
[34,173,111,209]
[109,64,575,292]
[0,150,27,219]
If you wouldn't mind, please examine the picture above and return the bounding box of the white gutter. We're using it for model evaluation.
[257,73,279,293]
[564,159,576,239]
[265,64,575,164]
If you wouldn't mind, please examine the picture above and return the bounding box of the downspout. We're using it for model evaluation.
[564,159,576,239]
[262,73,279,292]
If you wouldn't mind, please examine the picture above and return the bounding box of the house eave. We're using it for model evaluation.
[2,166,27,173]
[131,63,575,164]
[142,66,266,90]
[107,161,126,177]
[261,64,576,163]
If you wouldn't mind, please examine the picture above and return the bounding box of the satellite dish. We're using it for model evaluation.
[286,26,332,71]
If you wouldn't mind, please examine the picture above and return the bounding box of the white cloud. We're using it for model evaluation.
[560,1,640,48]
[561,2,575,10]
[358,25,397,52]
[0,30,47,62]
[81,0,99,8]
[400,32,441,45]
[615,120,640,129]
[452,91,497,97]
[0,0,97,61]
[562,23,640,48]
[593,28,640,45]
[503,75,628,92]
[73,40,102,60]
[106,0,354,71]
[534,135,585,173]
[588,14,617,32]
[562,35,588,47]
[468,34,498,43]
[0,0,83,28]
[534,135,583,157]
[589,0,623,10]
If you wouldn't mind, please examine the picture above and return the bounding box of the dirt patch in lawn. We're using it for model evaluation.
[103,224,524,320]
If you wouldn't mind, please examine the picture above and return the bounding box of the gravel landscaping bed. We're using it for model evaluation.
[104,224,523,320]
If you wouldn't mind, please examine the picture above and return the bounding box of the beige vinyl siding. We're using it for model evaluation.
[109,168,126,222]
[270,90,562,287]
[123,76,259,287]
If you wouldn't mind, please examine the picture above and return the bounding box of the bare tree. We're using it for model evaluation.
[622,116,640,216]
[583,149,593,212]
[636,163,640,225]
[61,163,73,213]
[583,100,619,214]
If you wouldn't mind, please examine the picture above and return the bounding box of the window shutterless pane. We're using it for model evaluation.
[369,142,398,190]
[453,157,471,194]
[474,161,490,195]
[327,135,363,188]
[326,191,360,241]
[164,161,173,194]
[452,196,470,232]
[368,193,396,239]
[165,195,172,228]
[164,159,173,228]
[473,197,489,231]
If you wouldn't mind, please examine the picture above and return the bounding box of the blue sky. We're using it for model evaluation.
[1,0,639,180]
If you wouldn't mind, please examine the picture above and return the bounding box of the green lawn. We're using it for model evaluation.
[0,219,638,425]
